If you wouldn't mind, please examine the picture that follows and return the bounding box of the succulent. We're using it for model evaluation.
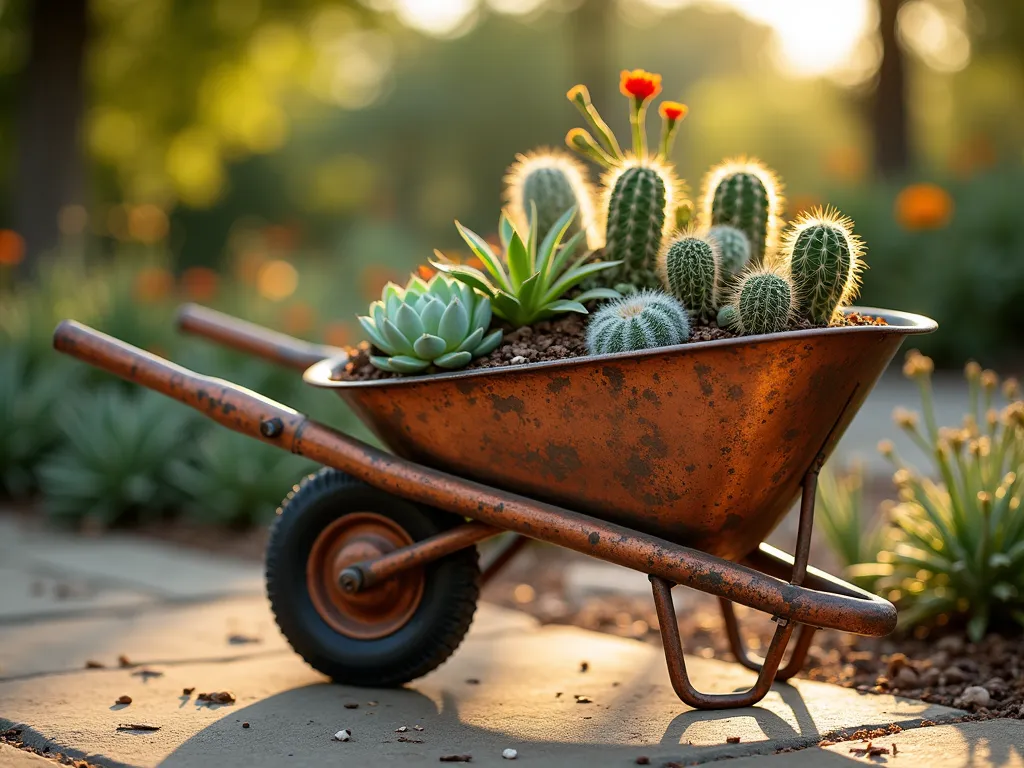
[658,232,720,319]
[585,290,690,355]
[503,150,598,249]
[603,161,679,289]
[700,158,784,264]
[706,224,751,281]
[716,304,738,331]
[816,463,887,590]
[850,355,1024,640]
[432,207,621,328]
[783,206,865,325]
[359,274,502,374]
[731,266,795,336]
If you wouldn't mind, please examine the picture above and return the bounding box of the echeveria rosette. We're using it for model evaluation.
[359,274,502,374]
[431,206,621,328]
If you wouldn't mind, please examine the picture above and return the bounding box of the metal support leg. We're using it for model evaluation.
[481,533,531,585]
[719,598,817,681]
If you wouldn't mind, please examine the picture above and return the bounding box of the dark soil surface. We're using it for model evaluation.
[337,311,886,382]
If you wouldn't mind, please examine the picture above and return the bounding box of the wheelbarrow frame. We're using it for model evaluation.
[53,304,934,710]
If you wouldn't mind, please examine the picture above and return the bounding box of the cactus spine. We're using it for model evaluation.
[504,150,599,249]
[602,159,678,290]
[700,158,784,264]
[782,206,864,326]
[731,266,795,336]
[586,290,690,355]
[706,225,751,281]
[658,232,720,319]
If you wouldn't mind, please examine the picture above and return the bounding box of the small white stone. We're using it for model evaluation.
[395,725,408,732]
[510,356,527,365]
[502,748,518,760]
[954,686,991,709]
[333,729,351,742]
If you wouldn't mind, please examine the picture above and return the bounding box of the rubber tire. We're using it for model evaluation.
[266,467,480,687]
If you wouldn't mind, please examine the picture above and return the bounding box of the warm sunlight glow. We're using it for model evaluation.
[392,0,477,37]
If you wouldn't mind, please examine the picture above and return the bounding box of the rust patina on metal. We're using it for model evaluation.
[54,305,936,709]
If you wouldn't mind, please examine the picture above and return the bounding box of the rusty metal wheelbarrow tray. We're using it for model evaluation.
[52,304,936,710]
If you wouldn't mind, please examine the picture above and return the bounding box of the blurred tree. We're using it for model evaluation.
[873,0,910,175]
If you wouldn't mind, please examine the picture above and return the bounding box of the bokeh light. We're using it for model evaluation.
[256,259,299,301]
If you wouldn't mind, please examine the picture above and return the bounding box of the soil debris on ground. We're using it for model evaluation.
[182,687,195,696]
[117,655,133,668]
[116,723,160,732]
[84,660,105,669]
[196,691,235,705]
[439,756,472,763]
[115,695,132,705]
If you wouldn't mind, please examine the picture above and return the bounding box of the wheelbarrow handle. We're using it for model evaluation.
[176,303,346,371]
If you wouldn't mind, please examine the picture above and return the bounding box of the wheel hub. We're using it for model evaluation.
[306,513,424,640]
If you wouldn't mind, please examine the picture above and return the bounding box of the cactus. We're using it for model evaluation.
[586,290,690,355]
[716,303,738,331]
[700,158,784,263]
[732,266,795,336]
[706,224,751,281]
[782,206,865,325]
[657,231,720,319]
[503,150,599,249]
[602,160,679,289]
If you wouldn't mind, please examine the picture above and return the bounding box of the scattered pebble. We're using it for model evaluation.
[955,686,991,709]
[396,726,408,732]
[726,736,740,744]
[242,722,250,729]
[85,660,105,669]
[117,655,133,668]
[398,736,424,743]
[333,729,351,742]
[414,725,425,731]
[509,356,527,365]
[635,758,650,766]
[115,695,132,705]
[555,692,562,698]
[439,756,472,763]
[197,691,235,705]
[573,695,592,704]
[182,687,195,696]
[502,748,518,759]
[849,741,889,758]
[579,661,589,673]
[344,703,359,709]
[367,701,378,706]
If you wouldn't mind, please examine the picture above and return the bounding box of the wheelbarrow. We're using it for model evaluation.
[52,303,936,709]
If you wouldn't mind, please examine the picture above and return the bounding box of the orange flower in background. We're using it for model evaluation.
[133,266,174,303]
[282,301,316,335]
[0,229,25,267]
[659,101,687,122]
[895,183,954,231]
[180,267,219,302]
[619,69,662,102]
[416,264,436,280]
[323,321,352,349]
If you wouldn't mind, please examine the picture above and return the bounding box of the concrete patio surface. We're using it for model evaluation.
[3,510,1021,767]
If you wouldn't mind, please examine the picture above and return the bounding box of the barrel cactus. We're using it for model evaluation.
[782,206,865,325]
[716,303,738,331]
[503,150,599,249]
[658,231,720,319]
[602,160,679,290]
[706,224,751,281]
[700,158,784,264]
[585,290,690,355]
[731,267,795,336]
[359,274,502,374]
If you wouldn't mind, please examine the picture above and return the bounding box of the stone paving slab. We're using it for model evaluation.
[725,720,1024,767]
[0,566,152,625]
[0,605,962,768]
[0,743,61,768]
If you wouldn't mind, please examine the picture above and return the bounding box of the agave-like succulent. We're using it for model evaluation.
[359,274,502,374]
[431,207,621,328]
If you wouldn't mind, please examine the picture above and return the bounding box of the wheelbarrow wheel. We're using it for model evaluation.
[266,467,480,687]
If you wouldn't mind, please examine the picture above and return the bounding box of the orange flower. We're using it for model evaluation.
[282,301,316,336]
[179,266,219,302]
[133,267,174,303]
[0,229,25,267]
[659,101,687,122]
[619,69,662,102]
[416,264,436,280]
[894,183,953,231]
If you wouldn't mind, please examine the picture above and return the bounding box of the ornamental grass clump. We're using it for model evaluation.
[859,352,1024,640]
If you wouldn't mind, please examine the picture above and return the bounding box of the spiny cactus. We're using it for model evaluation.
[716,303,738,331]
[782,206,865,326]
[658,231,720,319]
[700,158,784,264]
[503,150,599,249]
[603,160,679,289]
[731,266,795,336]
[586,290,690,355]
[706,224,751,281]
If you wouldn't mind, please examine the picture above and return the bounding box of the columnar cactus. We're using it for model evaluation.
[603,161,677,289]
[706,224,751,281]
[731,267,795,336]
[658,232,720,319]
[586,290,690,355]
[503,150,599,249]
[782,206,864,326]
[700,158,784,264]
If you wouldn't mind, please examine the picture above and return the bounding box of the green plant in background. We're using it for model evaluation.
[782,206,865,325]
[816,463,887,590]
[39,388,197,526]
[359,274,502,374]
[169,428,316,528]
[585,290,690,355]
[700,157,784,264]
[729,266,795,335]
[706,224,751,281]
[503,150,598,249]
[862,353,1024,640]
[658,231,720,319]
[432,207,621,327]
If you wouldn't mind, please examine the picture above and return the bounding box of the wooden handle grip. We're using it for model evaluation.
[176,303,345,371]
